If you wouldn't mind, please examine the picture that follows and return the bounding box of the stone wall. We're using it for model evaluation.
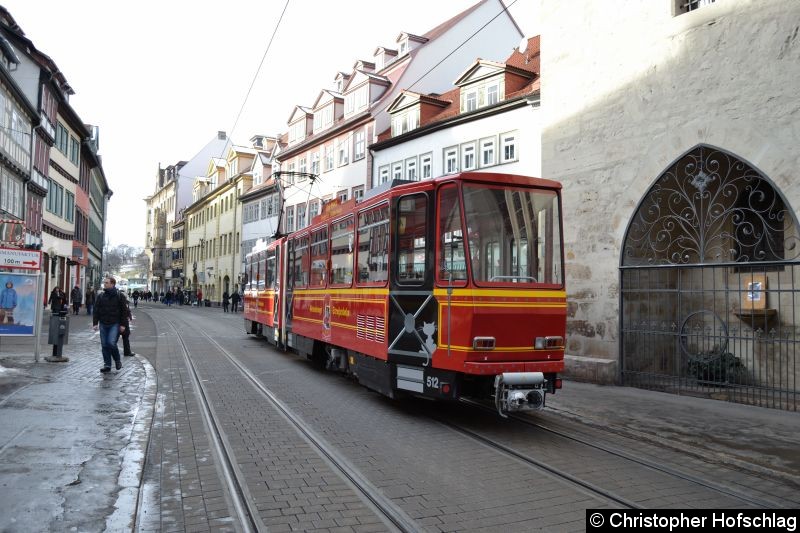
[538,0,800,375]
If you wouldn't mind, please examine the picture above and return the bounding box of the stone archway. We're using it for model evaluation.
[620,144,800,411]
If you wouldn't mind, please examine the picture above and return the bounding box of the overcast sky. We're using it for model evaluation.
[3,0,536,248]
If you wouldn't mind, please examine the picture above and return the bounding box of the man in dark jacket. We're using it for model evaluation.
[70,285,82,315]
[92,277,128,373]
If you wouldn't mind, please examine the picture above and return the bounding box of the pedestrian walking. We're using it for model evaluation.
[132,290,140,308]
[118,292,136,357]
[222,291,230,312]
[70,285,82,315]
[48,286,67,314]
[85,287,95,315]
[231,290,240,313]
[92,277,128,373]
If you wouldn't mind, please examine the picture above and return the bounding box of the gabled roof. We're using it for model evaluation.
[386,90,450,114]
[311,89,344,110]
[453,59,535,86]
[227,145,258,158]
[343,70,391,92]
[504,35,540,75]
[373,46,398,56]
[396,31,428,44]
[287,105,313,125]
[353,59,375,71]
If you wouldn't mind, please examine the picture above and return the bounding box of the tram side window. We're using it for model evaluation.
[257,253,265,290]
[290,236,309,288]
[437,184,467,281]
[397,194,428,284]
[266,249,276,289]
[330,216,354,285]
[357,205,389,284]
[310,228,328,287]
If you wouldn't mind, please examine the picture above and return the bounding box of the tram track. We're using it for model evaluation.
[165,316,418,533]
[457,399,782,509]
[435,417,642,509]
[167,320,264,533]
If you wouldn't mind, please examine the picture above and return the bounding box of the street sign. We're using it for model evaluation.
[0,247,42,271]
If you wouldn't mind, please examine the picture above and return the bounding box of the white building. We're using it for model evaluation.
[239,135,281,273]
[371,37,540,186]
[276,0,524,233]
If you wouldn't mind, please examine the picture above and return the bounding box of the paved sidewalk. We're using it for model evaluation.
[0,310,156,532]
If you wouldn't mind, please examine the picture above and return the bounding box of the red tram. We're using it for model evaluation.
[243,172,565,415]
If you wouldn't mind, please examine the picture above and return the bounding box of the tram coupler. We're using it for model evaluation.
[494,372,546,417]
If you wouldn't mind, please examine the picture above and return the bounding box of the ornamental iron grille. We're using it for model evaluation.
[620,145,799,411]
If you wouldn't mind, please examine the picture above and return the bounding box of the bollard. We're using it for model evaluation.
[45,310,70,362]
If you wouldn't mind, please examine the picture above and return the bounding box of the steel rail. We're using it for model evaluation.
[461,398,783,509]
[197,327,417,533]
[166,320,263,533]
[435,417,642,510]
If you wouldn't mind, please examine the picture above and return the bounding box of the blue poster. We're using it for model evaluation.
[0,273,39,336]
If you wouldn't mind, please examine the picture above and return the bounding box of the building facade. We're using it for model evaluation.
[276,0,524,234]
[539,0,800,409]
[145,131,230,293]
[184,143,256,303]
[372,37,541,185]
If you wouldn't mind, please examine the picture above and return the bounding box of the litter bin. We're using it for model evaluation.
[204,299,210,307]
[46,310,70,361]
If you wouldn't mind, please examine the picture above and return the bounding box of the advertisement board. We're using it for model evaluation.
[0,272,40,336]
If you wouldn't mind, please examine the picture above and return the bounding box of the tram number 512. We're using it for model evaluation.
[426,376,440,389]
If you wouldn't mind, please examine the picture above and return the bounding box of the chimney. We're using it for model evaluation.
[218,131,226,140]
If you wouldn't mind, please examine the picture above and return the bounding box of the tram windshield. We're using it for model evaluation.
[457,184,563,286]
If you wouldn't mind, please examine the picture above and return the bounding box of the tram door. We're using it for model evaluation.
[388,192,438,381]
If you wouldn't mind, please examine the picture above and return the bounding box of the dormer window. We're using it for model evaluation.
[336,79,343,92]
[391,108,419,137]
[465,91,477,112]
[344,85,369,116]
[229,159,238,177]
[487,84,499,105]
[289,120,306,144]
[399,40,408,56]
[313,104,334,133]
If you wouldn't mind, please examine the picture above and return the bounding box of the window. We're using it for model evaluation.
[444,147,458,174]
[420,153,432,180]
[299,157,307,176]
[337,190,348,203]
[378,165,389,186]
[69,136,79,165]
[310,227,328,287]
[480,137,496,167]
[1,170,23,218]
[399,40,408,55]
[461,142,476,171]
[501,131,518,163]
[438,183,467,282]
[286,205,295,233]
[309,200,320,222]
[396,194,428,284]
[229,159,238,177]
[357,205,389,284]
[325,144,334,171]
[487,84,499,106]
[354,130,366,160]
[310,152,320,175]
[677,0,715,13]
[330,216,354,285]
[286,162,296,184]
[465,91,478,112]
[392,161,403,181]
[405,157,417,181]
[337,137,349,166]
[55,123,69,154]
[46,179,64,217]
[289,235,309,289]
[352,186,365,203]
[297,202,307,229]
